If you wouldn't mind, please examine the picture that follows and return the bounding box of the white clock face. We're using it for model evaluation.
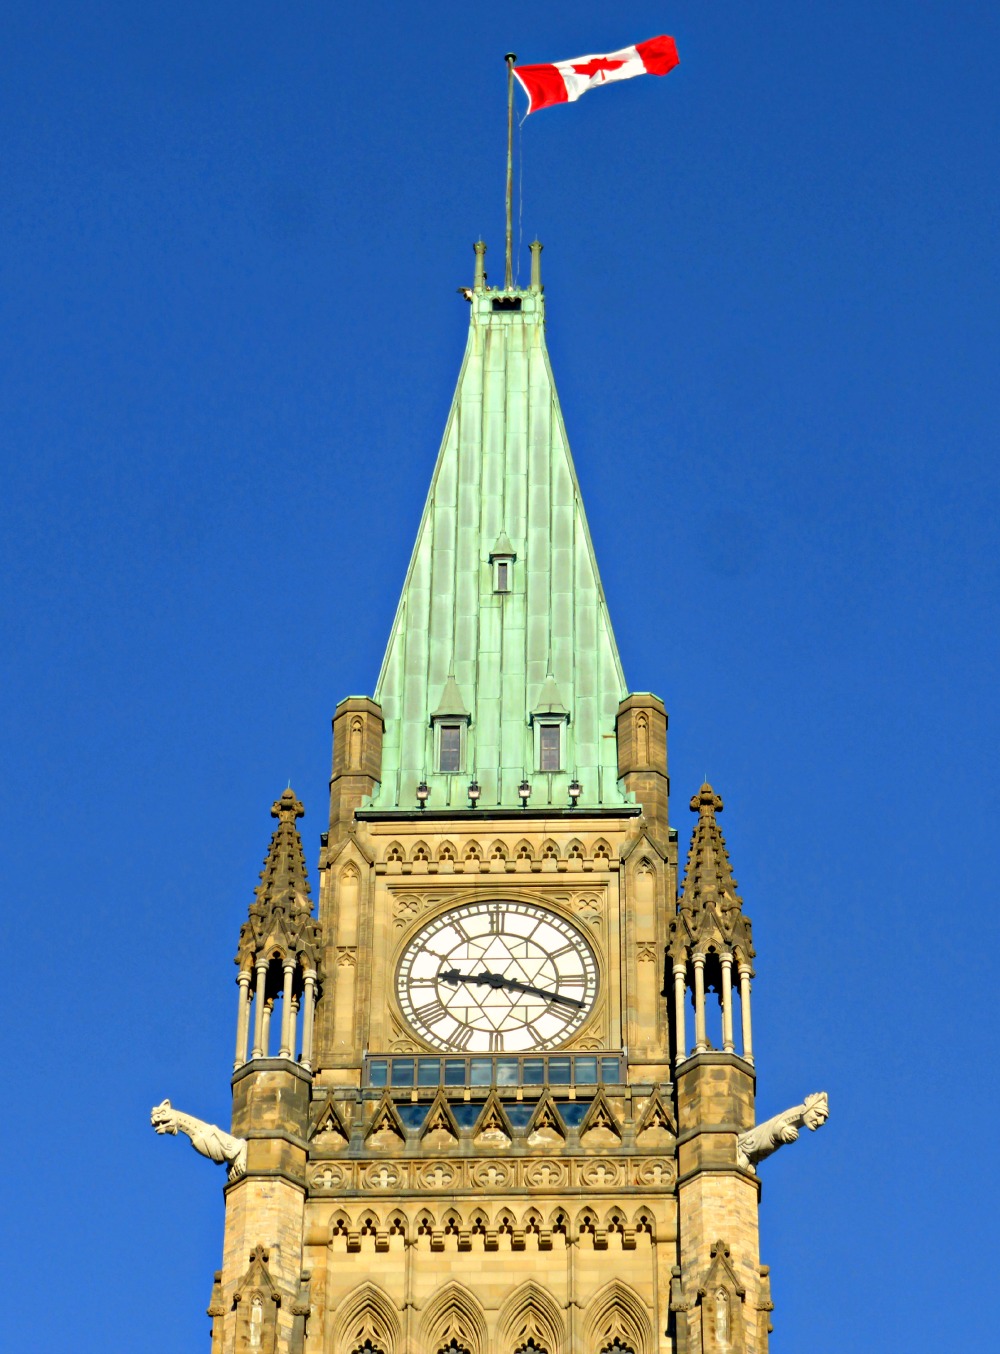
[396,901,598,1052]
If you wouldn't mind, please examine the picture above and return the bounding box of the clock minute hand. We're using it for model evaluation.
[439,968,584,1010]
[499,976,585,1009]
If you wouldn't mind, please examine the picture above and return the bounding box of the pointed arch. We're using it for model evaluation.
[566,837,585,863]
[578,1087,623,1147]
[437,839,457,864]
[411,840,431,866]
[525,1092,567,1147]
[583,1279,654,1354]
[310,1098,350,1146]
[634,1089,676,1147]
[329,1209,352,1250]
[385,1209,408,1248]
[514,838,535,864]
[385,841,405,864]
[349,715,364,770]
[418,1281,489,1354]
[364,1095,407,1150]
[540,838,560,864]
[488,838,509,863]
[592,838,613,864]
[496,1280,564,1354]
[473,1091,514,1147]
[334,1281,401,1354]
[420,1090,461,1148]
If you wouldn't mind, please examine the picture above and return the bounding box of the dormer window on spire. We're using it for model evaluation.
[430,675,471,775]
[489,532,517,594]
[531,674,569,774]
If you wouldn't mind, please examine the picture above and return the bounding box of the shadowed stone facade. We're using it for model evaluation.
[153,242,827,1353]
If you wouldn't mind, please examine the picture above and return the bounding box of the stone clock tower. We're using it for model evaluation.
[153,240,828,1353]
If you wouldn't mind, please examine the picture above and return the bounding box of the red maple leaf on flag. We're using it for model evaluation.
[513,36,679,116]
[571,57,627,80]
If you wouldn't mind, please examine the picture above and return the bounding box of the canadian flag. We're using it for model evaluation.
[513,35,679,115]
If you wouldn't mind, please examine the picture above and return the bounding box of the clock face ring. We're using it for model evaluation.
[396,901,598,1052]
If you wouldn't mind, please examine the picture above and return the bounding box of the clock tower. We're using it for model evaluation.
[154,240,827,1354]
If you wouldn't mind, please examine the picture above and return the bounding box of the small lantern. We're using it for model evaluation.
[568,778,582,806]
[416,780,430,809]
[468,779,481,807]
[518,779,531,806]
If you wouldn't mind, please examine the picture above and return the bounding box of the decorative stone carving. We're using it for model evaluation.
[150,1100,247,1180]
[522,1158,567,1188]
[578,1158,624,1188]
[471,1159,513,1188]
[737,1091,829,1172]
[362,1162,402,1190]
[415,1160,458,1190]
[572,893,603,925]
[311,1163,350,1191]
[634,1158,675,1188]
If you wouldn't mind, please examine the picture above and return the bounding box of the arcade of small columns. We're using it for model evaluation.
[233,952,319,1071]
[672,947,754,1065]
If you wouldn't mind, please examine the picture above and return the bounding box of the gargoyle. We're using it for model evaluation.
[737,1092,829,1172]
[150,1099,247,1180]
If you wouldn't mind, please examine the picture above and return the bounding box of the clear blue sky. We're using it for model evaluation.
[2,4,997,1350]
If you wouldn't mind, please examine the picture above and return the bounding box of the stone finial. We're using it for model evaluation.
[271,787,305,822]
[669,780,754,967]
[691,782,723,817]
[236,788,321,974]
[256,789,311,911]
[680,783,743,917]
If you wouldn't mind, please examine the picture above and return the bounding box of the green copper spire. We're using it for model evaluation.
[371,244,629,811]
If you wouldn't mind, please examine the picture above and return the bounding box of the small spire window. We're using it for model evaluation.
[530,674,569,774]
[489,532,516,594]
[539,724,562,772]
[438,723,463,773]
[430,675,471,775]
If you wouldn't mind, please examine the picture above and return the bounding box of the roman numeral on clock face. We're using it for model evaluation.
[414,999,449,1026]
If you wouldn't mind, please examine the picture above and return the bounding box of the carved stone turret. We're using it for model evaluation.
[234,789,322,1070]
[669,784,755,1063]
[672,785,769,1352]
[328,696,383,835]
[617,692,670,830]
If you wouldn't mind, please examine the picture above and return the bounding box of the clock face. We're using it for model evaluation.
[397,901,598,1052]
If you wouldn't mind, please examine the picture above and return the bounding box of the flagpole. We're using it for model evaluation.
[504,52,516,289]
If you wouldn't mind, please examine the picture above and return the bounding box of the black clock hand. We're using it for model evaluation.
[502,977,585,1009]
[439,968,584,1010]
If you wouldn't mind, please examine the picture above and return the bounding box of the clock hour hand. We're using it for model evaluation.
[439,968,584,1010]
